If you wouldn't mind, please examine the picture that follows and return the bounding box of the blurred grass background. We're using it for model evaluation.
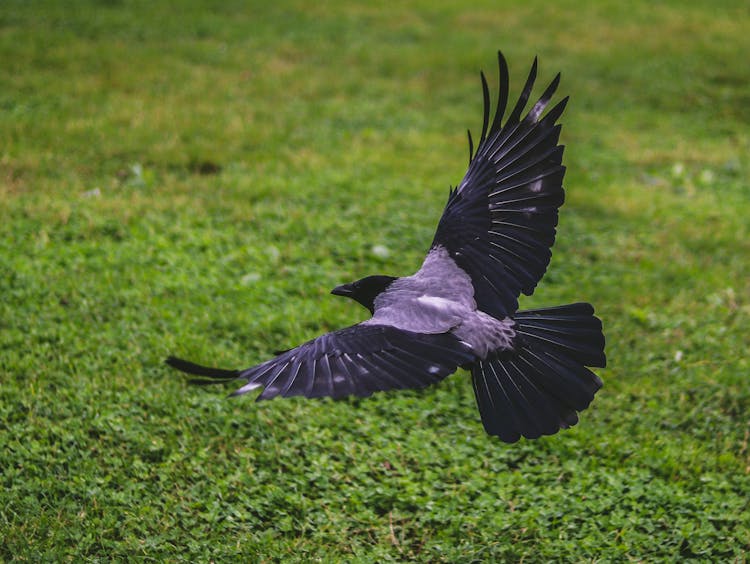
[1,0,748,560]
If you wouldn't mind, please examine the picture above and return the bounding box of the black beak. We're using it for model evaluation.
[331,283,354,297]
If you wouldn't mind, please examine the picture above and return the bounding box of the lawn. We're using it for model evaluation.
[1,0,748,560]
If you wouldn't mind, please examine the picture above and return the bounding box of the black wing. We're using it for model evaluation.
[431,52,568,319]
[167,323,475,400]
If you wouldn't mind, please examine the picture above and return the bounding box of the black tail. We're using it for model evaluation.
[165,356,240,385]
[471,303,606,443]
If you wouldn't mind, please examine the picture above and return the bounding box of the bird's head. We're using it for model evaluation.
[331,275,397,313]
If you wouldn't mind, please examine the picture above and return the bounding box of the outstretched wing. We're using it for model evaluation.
[167,323,475,400]
[431,52,568,319]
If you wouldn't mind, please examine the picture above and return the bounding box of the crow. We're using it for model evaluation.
[166,51,606,443]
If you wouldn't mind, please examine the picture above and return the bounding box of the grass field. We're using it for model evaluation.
[1,0,749,560]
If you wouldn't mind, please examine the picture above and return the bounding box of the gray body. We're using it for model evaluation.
[364,246,516,358]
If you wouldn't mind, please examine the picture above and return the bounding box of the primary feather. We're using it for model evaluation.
[432,53,568,319]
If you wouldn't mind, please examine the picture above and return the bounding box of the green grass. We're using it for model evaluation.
[2,0,749,560]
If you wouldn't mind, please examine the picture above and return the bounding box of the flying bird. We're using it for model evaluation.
[167,52,606,443]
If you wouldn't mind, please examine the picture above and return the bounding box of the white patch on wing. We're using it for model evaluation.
[416,295,455,311]
[235,381,262,394]
[529,178,544,193]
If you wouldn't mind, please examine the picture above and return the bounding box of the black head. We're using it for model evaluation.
[331,275,397,313]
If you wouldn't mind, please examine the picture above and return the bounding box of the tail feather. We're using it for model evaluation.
[471,302,605,442]
[514,302,606,367]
